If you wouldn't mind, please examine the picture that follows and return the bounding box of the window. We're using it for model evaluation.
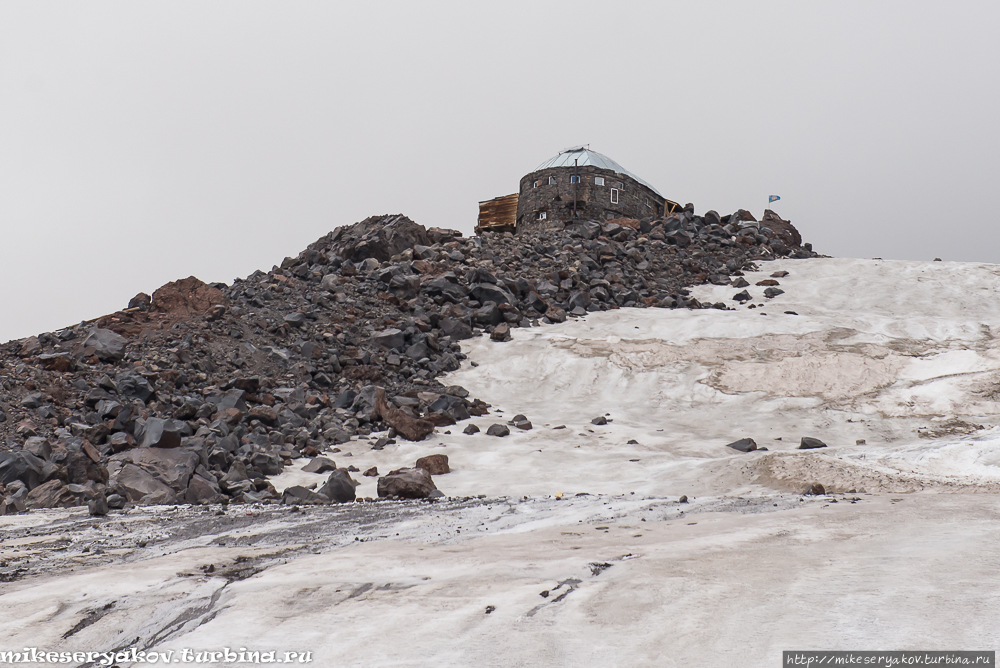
[610,188,619,204]
[548,176,556,185]
[538,211,547,220]
[594,176,605,186]
[570,175,581,184]
[533,180,540,188]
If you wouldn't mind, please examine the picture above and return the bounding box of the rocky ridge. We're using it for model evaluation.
[0,207,814,513]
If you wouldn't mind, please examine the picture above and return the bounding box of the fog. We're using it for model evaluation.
[2,1,998,343]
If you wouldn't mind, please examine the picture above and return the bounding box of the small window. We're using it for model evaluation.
[615,181,623,190]
[533,180,540,188]
[538,211,547,220]
[570,175,581,184]
[594,176,605,186]
[610,188,619,204]
[548,176,556,185]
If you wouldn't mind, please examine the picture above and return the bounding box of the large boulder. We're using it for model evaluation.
[438,318,473,341]
[111,447,199,493]
[185,473,226,504]
[490,323,511,342]
[65,450,109,485]
[760,210,803,248]
[319,468,358,503]
[726,438,757,453]
[24,437,51,460]
[370,329,406,351]
[799,437,828,450]
[150,276,227,316]
[80,328,127,362]
[25,480,76,509]
[138,418,184,449]
[208,389,248,414]
[470,282,516,306]
[486,424,510,437]
[115,370,155,402]
[335,214,432,263]
[0,451,46,489]
[220,461,253,495]
[424,276,469,302]
[374,388,434,441]
[377,467,439,499]
[112,464,178,504]
[302,457,338,474]
[429,395,470,422]
[415,454,450,475]
[281,485,329,505]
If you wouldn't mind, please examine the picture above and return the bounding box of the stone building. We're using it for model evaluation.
[515,147,679,231]
[476,146,680,234]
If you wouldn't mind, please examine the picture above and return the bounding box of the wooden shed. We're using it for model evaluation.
[476,193,518,234]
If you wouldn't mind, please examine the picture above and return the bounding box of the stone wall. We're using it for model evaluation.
[516,165,676,232]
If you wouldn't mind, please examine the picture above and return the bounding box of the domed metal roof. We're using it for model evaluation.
[533,146,662,197]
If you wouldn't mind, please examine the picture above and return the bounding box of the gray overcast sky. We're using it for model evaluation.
[2,1,999,343]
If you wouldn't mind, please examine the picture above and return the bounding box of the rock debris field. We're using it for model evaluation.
[3,209,1000,666]
[0,207,814,514]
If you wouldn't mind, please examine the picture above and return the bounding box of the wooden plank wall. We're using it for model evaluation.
[477,193,519,232]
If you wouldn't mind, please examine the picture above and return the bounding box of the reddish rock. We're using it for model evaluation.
[375,388,434,441]
[607,217,641,230]
[415,454,450,475]
[82,441,102,463]
[491,323,511,342]
[37,354,73,372]
[218,407,244,425]
[761,210,803,248]
[150,276,227,317]
[26,480,76,509]
[423,412,456,427]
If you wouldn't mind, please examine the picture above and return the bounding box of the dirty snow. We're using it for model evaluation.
[4,257,1000,667]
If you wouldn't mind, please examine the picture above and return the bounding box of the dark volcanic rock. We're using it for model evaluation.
[282,485,329,505]
[302,456,338,474]
[486,424,510,437]
[337,214,431,263]
[115,371,154,403]
[88,492,110,516]
[377,467,439,499]
[733,290,752,303]
[370,328,406,351]
[799,437,828,450]
[319,468,357,503]
[185,473,225,504]
[112,447,199,494]
[80,328,127,362]
[725,438,757,453]
[139,418,183,449]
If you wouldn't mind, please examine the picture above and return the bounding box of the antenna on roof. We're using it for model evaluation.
[559,144,589,154]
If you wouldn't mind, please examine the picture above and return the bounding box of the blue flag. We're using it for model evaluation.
[769,195,781,203]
